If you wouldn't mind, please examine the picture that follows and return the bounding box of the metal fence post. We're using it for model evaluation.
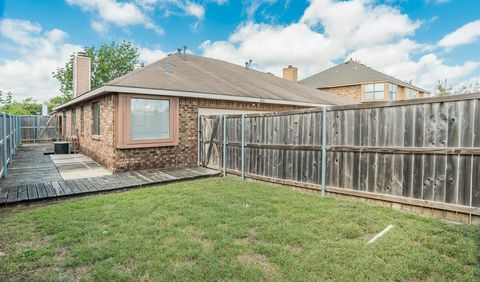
[12,115,15,156]
[321,106,328,197]
[9,115,13,158]
[18,116,21,145]
[197,115,201,166]
[241,114,245,180]
[2,113,7,177]
[223,114,227,177]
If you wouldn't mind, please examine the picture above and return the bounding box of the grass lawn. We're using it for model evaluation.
[0,177,479,281]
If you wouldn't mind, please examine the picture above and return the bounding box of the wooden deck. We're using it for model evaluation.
[0,144,220,205]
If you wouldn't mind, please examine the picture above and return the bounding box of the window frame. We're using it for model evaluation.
[406,88,418,99]
[363,83,385,101]
[116,94,179,149]
[388,83,397,101]
[92,101,101,137]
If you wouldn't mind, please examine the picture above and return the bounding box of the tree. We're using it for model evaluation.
[0,91,42,115]
[434,79,452,96]
[52,41,140,98]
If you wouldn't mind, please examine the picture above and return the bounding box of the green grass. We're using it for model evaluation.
[0,177,479,281]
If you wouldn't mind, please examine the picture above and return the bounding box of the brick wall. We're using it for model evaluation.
[65,94,303,172]
[319,85,362,102]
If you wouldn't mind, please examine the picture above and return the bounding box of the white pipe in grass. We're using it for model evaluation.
[368,224,394,244]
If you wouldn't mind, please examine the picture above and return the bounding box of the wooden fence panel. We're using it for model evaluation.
[20,115,58,142]
[200,95,480,212]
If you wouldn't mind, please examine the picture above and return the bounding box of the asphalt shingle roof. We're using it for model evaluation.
[299,59,428,93]
[106,54,355,106]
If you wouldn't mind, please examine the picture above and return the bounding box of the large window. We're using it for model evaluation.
[116,95,179,149]
[131,98,170,140]
[406,88,418,99]
[388,84,397,101]
[92,101,100,135]
[364,83,384,100]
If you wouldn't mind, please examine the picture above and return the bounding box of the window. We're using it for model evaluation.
[388,84,397,100]
[71,109,76,134]
[92,101,100,135]
[131,98,170,140]
[116,95,179,149]
[364,83,385,100]
[80,106,85,133]
[406,88,418,99]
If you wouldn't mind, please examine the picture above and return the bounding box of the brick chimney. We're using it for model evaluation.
[73,52,91,97]
[282,65,298,82]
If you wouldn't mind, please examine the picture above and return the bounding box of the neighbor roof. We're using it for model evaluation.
[55,54,355,111]
[299,59,429,93]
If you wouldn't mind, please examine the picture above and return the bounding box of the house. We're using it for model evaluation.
[283,59,429,103]
[54,52,354,172]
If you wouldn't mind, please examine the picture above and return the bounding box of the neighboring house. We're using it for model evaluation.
[284,59,429,103]
[54,52,353,172]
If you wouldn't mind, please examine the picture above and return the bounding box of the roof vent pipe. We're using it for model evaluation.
[177,48,182,57]
[245,59,252,69]
[183,46,187,60]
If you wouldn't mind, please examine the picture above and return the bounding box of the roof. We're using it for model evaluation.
[299,59,429,93]
[55,54,355,111]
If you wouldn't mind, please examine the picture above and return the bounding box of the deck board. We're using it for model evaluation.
[0,144,221,205]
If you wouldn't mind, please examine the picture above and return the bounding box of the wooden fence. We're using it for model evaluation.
[199,93,480,223]
[0,113,22,179]
[20,115,59,142]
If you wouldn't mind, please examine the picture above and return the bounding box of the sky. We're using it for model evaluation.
[1,0,480,102]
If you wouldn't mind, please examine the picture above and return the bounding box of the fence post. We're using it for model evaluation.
[241,114,245,180]
[223,114,227,177]
[18,116,21,145]
[11,115,15,156]
[2,113,7,177]
[9,115,13,159]
[197,115,201,166]
[321,106,327,197]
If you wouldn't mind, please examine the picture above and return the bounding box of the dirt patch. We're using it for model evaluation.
[236,252,278,279]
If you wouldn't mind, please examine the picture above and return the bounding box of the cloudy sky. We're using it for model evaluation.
[1,0,480,101]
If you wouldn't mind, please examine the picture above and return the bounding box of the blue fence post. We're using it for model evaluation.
[223,114,227,177]
[9,115,13,159]
[2,113,8,177]
[321,106,328,197]
[18,116,22,146]
[241,114,245,180]
[12,115,15,156]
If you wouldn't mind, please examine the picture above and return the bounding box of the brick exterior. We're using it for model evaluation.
[62,93,303,172]
[320,85,362,102]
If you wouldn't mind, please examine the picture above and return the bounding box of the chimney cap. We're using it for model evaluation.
[77,51,88,57]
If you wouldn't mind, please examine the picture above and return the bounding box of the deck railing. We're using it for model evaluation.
[0,113,22,179]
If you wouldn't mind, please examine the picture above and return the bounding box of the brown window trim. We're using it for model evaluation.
[115,94,179,149]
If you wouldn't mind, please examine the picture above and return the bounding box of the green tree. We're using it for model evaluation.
[52,41,140,98]
[434,79,452,96]
[0,91,42,115]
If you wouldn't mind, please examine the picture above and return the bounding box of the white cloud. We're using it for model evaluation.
[138,47,167,64]
[438,19,480,48]
[0,19,83,102]
[66,0,163,34]
[200,0,479,92]
[185,3,205,20]
[90,20,108,34]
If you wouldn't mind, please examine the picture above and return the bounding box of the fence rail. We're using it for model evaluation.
[0,113,22,179]
[199,94,480,221]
